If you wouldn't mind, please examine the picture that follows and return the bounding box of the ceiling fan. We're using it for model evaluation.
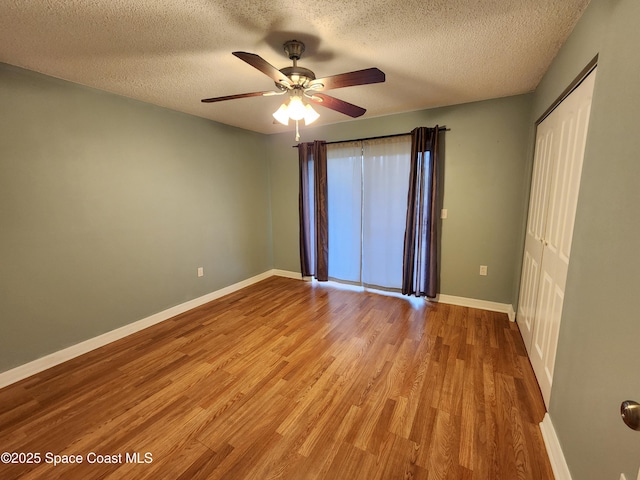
[201,40,385,139]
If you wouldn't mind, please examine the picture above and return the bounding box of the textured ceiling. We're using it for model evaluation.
[0,0,589,135]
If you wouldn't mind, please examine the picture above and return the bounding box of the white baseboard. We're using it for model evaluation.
[271,269,302,280]
[434,294,515,321]
[0,269,298,389]
[540,413,572,480]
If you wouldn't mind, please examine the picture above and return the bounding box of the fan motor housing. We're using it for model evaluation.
[279,66,315,86]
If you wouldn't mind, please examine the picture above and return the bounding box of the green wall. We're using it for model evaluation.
[267,95,533,305]
[0,63,272,372]
[534,0,640,478]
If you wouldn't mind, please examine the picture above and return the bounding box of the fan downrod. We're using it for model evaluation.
[279,40,315,88]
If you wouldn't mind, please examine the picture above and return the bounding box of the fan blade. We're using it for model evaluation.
[307,93,366,118]
[201,91,276,103]
[233,52,291,86]
[309,67,385,91]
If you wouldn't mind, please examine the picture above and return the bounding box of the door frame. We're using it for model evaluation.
[516,57,598,406]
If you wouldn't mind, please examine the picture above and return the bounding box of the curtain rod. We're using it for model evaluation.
[292,126,448,147]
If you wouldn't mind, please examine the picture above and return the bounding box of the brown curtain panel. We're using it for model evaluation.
[402,126,441,298]
[298,140,329,281]
[298,143,314,277]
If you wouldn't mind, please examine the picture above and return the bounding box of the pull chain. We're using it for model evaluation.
[295,120,300,142]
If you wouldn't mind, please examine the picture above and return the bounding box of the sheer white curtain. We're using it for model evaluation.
[326,136,411,290]
[327,142,362,284]
[303,155,316,275]
[362,136,412,289]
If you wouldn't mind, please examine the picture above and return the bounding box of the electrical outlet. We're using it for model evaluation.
[479,265,488,276]
[441,208,448,219]
[197,267,204,277]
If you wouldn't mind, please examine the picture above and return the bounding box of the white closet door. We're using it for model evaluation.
[519,68,597,407]
[517,114,556,351]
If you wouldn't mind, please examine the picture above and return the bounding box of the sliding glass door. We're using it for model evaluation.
[327,136,411,290]
[362,137,412,289]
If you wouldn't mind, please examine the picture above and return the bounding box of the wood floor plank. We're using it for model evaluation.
[0,277,554,479]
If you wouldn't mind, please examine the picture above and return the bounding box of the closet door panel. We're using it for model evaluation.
[517,117,556,351]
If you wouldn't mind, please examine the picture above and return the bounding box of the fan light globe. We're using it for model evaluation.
[272,104,290,125]
[287,96,307,121]
[304,104,320,125]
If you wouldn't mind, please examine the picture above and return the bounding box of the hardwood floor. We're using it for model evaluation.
[0,276,553,479]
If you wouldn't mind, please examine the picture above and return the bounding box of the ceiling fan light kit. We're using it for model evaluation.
[272,91,320,125]
[201,40,385,141]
